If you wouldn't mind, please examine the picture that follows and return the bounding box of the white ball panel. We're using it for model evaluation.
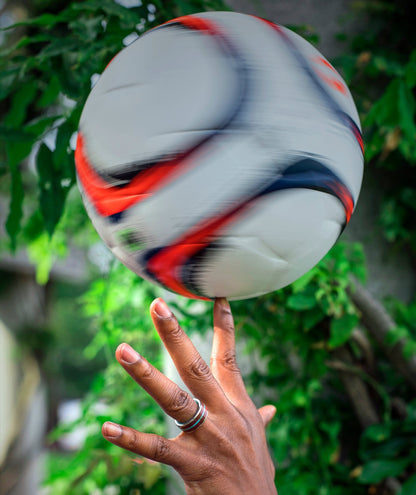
[199,190,344,299]
[279,25,361,126]
[80,25,241,175]
[198,238,290,300]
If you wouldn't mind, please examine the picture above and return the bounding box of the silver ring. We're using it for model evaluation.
[175,398,208,433]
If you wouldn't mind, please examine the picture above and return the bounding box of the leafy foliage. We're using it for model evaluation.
[44,263,168,494]
[336,0,416,256]
[1,1,416,495]
[228,245,366,495]
[0,0,228,250]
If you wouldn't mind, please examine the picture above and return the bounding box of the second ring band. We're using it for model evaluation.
[175,398,208,433]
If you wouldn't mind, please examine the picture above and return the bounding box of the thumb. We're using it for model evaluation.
[258,404,277,427]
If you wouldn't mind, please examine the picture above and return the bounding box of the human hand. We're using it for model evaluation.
[102,297,277,495]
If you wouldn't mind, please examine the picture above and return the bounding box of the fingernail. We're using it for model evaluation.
[153,298,172,319]
[216,297,231,313]
[268,405,277,421]
[103,422,122,438]
[119,343,140,364]
[217,297,229,307]
[265,405,277,425]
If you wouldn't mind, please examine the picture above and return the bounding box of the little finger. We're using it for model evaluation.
[102,422,192,469]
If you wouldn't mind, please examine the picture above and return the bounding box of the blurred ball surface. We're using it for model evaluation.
[75,12,364,300]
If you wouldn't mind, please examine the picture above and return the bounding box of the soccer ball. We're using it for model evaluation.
[75,12,364,301]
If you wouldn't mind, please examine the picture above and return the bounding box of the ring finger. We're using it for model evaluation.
[116,343,199,425]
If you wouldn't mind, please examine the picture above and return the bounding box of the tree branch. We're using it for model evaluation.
[328,346,380,429]
[348,279,416,393]
[351,327,376,373]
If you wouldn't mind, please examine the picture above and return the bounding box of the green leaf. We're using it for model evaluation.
[27,233,54,284]
[405,50,416,88]
[293,389,308,407]
[384,325,408,346]
[6,138,35,167]
[363,423,391,443]
[397,79,416,142]
[364,131,385,161]
[4,84,37,128]
[287,291,317,311]
[69,16,104,42]
[25,115,60,137]
[7,12,69,28]
[0,67,19,100]
[358,458,410,484]
[5,156,24,251]
[303,309,325,331]
[53,121,76,187]
[38,75,61,108]
[36,143,68,237]
[403,339,416,359]
[39,38,80,59]
[5,138,36,248]
[365,79,400,128]
[0,125,35,142]
[52,57,85,99]
[328,313,358,348]
[0,34,52,58]
[72,0,141,26]
[292,267,318,292]
[399,473,416,495]
[22,210,45,241]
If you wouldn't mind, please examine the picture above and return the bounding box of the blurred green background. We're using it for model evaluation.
[0,1,415,494]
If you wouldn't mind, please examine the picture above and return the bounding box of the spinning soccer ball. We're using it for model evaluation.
[75,12,364,301]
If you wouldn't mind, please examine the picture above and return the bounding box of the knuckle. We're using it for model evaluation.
[126,430,140,453]
[163,317,183,342]
[219,308,234,331]
[222,350,239,371]
[223,321,235,334]
[137,360,155,380]
[211,350,240,373]
[188,355,211,380]
[220,306,232,317]
[151,435,170,461]
[167,389,192,413]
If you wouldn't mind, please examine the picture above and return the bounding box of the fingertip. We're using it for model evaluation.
[214,298,232,318]
[259,404,277,427]
[102,421,122,439]
[115,343,124,361]
[215,297,229,308]
[117,343,141,365]
[151,297,172,319]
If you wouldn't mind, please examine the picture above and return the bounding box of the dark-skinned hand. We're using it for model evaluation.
[102,297,277,495]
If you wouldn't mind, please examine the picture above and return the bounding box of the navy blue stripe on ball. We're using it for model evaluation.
[263,20,364,156]
[177,157,354,297]
[259,158,351,200]
[109,211,124,223]
[142,158,354,296]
